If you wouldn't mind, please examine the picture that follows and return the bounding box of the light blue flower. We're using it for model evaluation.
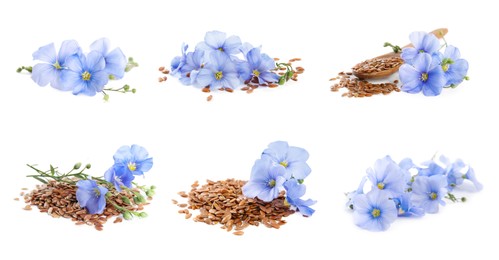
[463,167,483,191]
[31,40,81,90]
[76,179,108,214]
[113,144,153,176]
[242,158,286,202]
[411,175,447,214]
[445,159,466,190]
[366,156,406,197]
[418,154,450,177]
[238,48,279,85]
[196,30,242,56]
[283,179,316,216]
[90,38,127,79]
[401,31,440,64]
[352,190,398,232]
[195,51,240,90]
[441,45,469,86]
[180,50,205,85]
[60,51,109,96]
[170,43,189,77]
[346,176,367,209]
[262,141,311,180]
[399,53,446,96]
[104,166,135,192]
[393,193,425,217]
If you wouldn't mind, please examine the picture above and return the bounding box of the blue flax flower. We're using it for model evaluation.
[399,53,446,96]
[195,51,240,90]
[352,190,398,232]
[242,158,286,202]
[104,166,134,192]
[283,179,316,216]
[113,144,153,176]
[180,50,205,85]
[463,167,483,191]
[90,38,127,79]
[60,51,109,96]
[170,43,189,77]
[401,31,440,64]
[418,154,450,177]
[445,159,467,190]
[366,156,405,197]
[393,193,425,217]
[239,48,279,84]
[441,45,469,86]
[76,180,108,214]
[196,31,242,56]
[31,40,81,90]
[346,176,367,209]
[411,175,447,214]
[262,141,311,180]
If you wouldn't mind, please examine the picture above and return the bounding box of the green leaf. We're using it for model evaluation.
[33,176,47,184]
[50,165,55,175]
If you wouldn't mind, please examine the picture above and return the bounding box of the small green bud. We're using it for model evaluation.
[16,67,22,73]
[73,162,82,170]
[297,179,304,184]
[461,197,467,202]
[139,212,148,218]
[121,196,131,205]
[464,76,470,81]
[131,88,136,94]
[123,211,133,220]
[146,189,155,197]
[123,85,130,91]
[103,94,110,102]
[109,74,116,80]
[278,77,286,85]
[128,57,134,62]
[85,163,92,169]
[150,185,156,190]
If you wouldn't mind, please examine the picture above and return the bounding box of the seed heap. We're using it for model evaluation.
[352,56,403,75]
[330,72,400,97]
[176,179,295,236]
[22,181,148,230]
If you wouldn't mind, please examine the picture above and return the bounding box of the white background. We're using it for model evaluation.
[1,0,497,259]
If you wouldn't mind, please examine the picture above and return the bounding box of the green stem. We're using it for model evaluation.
[384,42,402,53]
[17,66,33,73]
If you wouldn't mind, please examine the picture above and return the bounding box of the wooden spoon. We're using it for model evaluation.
[352,28,448,79]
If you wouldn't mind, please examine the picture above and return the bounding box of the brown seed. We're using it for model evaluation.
[225,88,234,93]
[178,203,188,208]
[14,198,20,201]
[273,57,280,61]
[246,89,253,94]
[159,66,165,71]
[233,231,244,236]
[172,199,178,205]
[202,87,211,93]
[207,95,213,102]
[113,217,123,224]
[23,205,32,210]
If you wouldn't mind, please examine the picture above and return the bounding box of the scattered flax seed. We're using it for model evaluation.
[14,197,20,201]
[178,203,188,208]
[113,217,123,224]
[20,192,25,196]
[202,87,211,93]
[172,199,178,205]
[273,57,280,61]
[23,181,148,230]
[330,71,400,98]
[159,66,165,71]
[207,95,213,102]
[246,89,253,94]
[176,179,295,236]
[22,188,28,190]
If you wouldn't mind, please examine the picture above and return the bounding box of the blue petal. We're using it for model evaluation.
[259,53,276,71]
[246,48,262,68]
[284,179,306,199]
[86,70,109,95]
[401,47,417,63]
[399,64,422,93]
[259,72,279,83]
[86,51,106,72]
[444,45,461,60]
[137,157,153,174]
[221,72,241,89]
[60,70,82,92]
[114,145,133,163]
[31,63,57,87]
[64,54,84,73]
[422,67,445,96]
[287,161,311,180]
[237,61,251,81]
[242,181,265,198]
[421,33,440,54]
[263,141,289,162]
[223,35,242,55]
[130,144,149,160]
[412,53,432,73]
[58,40,81,65]
[203,30,226,49]
[195,68,214,88]
[286,146,309,163]
[89,38,110,55]
[409,31,426,50]
[446,59,468,85]
[104,48,127,79]
[32,43,56,63]
[250,159,272,182]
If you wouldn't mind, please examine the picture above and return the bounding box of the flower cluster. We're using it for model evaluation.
[27,145,154,218]
[399,31,469,96]
[20,38,138,100]
[346,154,482,231]
[170,31,297,91]
[242,141,316,216]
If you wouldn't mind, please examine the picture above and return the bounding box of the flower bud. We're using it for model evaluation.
[123,211,132,220]
[121,196,131,205]
[73,162,82,170]
[146,189,155,197]
[139,212,148,218]
[85,164,92,169]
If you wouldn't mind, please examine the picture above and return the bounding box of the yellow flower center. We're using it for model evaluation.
[442,64,449,72]
[93,187,101,196]
[279,161,288,168]
[268,179,276,187]
[81,71,92,81]
[371,208,381,218]
[53,61,62,70]
[127,162,137,172]
[253,70,260,77]
[377,182,385,190]
[215,71,223,80]
[218,47,224,52]
[429,192,438,200]
[420,72,428,82]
